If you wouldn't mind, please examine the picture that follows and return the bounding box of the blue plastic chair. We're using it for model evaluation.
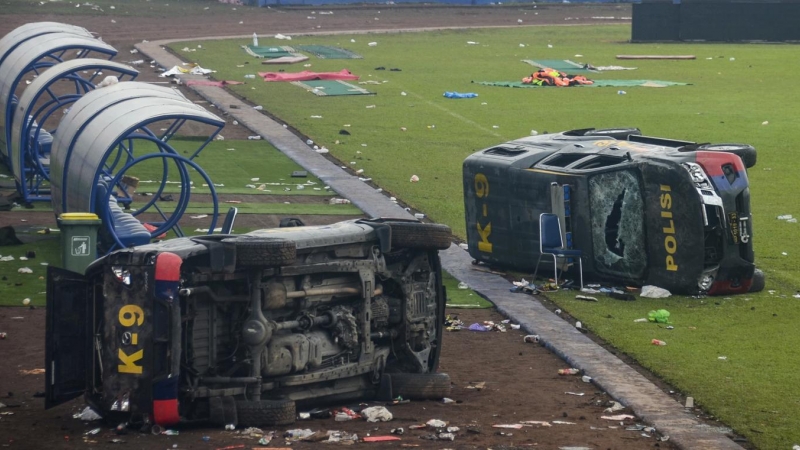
[533,213,583,288]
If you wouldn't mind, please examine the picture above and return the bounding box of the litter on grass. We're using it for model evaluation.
[641,285,671,298]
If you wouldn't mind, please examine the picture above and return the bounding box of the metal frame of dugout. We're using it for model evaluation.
[0,22,93,69]
[0,30,117,166]
[49,81,225,254]
[11,58,139,203]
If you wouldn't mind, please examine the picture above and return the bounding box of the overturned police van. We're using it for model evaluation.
[45,219,452,429]
[463,127,763,295]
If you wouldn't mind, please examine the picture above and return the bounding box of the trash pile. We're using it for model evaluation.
[512,277,675,302]
[444,314,464,331]
[445,315,521,333]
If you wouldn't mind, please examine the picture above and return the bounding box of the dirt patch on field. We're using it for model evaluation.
[0,306,674,449]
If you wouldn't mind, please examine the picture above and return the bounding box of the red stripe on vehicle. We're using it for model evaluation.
[708,279,752,296]
[155,252,182,282]
[153,399,180,425]
[695,151,746,177]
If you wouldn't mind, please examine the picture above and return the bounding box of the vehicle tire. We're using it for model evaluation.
[224,236,296,266]
[389,373,451,399]
[584,127,642,140]
[236,399,296,427]
[388,222,452,250]
[749,268,766,293]
[697,143,757,168]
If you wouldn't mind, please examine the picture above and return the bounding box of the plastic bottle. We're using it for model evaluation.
[558,368,580,375]
[252,32,258,47]
[651,339,667,346]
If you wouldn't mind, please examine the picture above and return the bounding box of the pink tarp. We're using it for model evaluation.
[258,69,359,82]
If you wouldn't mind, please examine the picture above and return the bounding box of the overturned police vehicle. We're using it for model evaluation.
[45,219,452,429]
[463,127,763,295]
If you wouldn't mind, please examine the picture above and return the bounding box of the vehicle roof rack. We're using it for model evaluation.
[629,134,695,148]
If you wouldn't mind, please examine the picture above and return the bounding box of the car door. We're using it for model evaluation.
[45,266,93,409]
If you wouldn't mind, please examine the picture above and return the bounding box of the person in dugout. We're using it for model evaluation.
[522,68,594,86]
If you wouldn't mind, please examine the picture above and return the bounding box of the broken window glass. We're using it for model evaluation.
[588,170,647,279]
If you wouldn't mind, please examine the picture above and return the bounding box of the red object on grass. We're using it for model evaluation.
[258,69,359,82]
[363,436,402,442]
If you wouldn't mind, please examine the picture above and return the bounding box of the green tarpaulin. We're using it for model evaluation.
[296,45,362,59]
[523,59,598,73]
[244,45,296,59]
[291,80,374,96]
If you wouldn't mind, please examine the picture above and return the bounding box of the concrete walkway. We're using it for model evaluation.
[137,37,743,450]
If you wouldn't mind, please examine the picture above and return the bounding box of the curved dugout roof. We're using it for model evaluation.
[0,32,116,158]
[50,82,191,215]
[10,59,139,185]
[0,22,91,69]
[58,96,223,214]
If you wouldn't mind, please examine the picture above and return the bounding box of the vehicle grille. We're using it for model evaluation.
[319,352,350,370]
[409,291,428,317]
[703,204,724,267]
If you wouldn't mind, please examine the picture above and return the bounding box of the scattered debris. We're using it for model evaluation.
[334,407,360,421]
[493,424,523,429]
[641,285,672,298]
[521,420,552,427]
[73,406,102,421]
[604,401,625,413]
[524,335,540,344]
[284,429,315,441]
[363,435,400,442]
[648,309,671,323]
[426,419,447,428]
[601,414,635,421]
[465,381,486,390]
[361,406,392,422]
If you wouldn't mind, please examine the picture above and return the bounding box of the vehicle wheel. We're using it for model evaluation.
[749,268,765,293]
[584,127,642,140]
[388,222,452,250]
[223,236,296,266]
[209,396,238,426]
[697,143,757,168]
[236,399,296,427]
[389,373,451,399]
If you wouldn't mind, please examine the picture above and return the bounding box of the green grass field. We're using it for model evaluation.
[0,237,61,307]
[172,26,800,449]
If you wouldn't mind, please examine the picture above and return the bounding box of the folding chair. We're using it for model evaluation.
[220,207,238,234]
[533,213,583,289]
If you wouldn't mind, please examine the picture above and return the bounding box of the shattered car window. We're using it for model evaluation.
[588,170,647,279]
